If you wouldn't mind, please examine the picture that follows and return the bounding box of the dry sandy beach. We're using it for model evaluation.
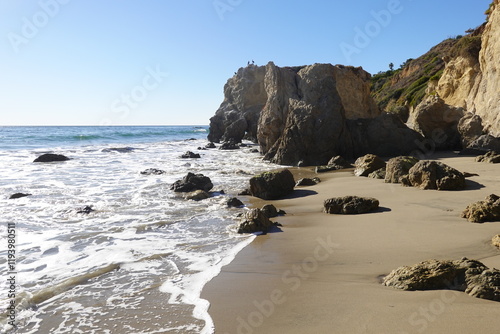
[202,153,500,334]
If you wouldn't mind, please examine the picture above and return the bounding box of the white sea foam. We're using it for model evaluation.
[0,131,277,333]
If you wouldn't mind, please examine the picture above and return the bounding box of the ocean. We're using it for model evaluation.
[0,126,276,333]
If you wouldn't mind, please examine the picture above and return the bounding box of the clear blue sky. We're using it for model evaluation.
[0,0,491,126]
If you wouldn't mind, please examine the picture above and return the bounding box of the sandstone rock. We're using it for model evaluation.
[34,153,70,163]
[181,151,201,158]
[468,135,500,153]
[458,113,484,147]
[492,235,500,249]
[249,169,295,200]
[9,193,31,199]
[323,196,379,214]
[461,194,500,223]
[327,156,351,169]
[407,160,465,190]
[237,208,274,234]
[141,168,166,175]
[171,173,213,193]
[368,168,386,179]
[208,65,267,143]
[470,0,500,137]
[476,151,500,163]
[295,177,321,186]
[227,197,244,208]
[184,190,210,201]
[384,258,500,302]
[407,96,464,150]
[353,154,386,177]
[384,156,420,184]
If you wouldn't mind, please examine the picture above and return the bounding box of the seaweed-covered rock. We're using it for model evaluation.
[461,194,500,223]
[407,160,465,190]
[384,156,419,184]
[323,196,379,214]
[383,258,500,302]
[33,153,70,163]
[171,173,213,193]
[353,154,386,177]
[249,169,295,200]
[237,208,274,234]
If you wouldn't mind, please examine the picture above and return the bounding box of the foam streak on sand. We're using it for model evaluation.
[203,154,500,334]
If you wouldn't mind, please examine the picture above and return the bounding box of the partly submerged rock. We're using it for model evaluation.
[9,193,31,199]
[219,140,240,150]
[33,153,70,163]
[170,173,213,193]
[237,208,274,234]
[324,196,379,214]
[476,151,500,163]
[249,169,295,200]
[184,190,210,201]
[383,258,500,302]
[76,206,95,214]
[181,151,201,159]
[141,168,166,175]
[461,194,500,223]
[227,197,244,208]
[384,156,420,184]
[205,142,216,149]
[353,154,386,177]
[407,160,465,190]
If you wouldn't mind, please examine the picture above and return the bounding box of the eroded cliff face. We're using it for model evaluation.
[209,62,424,165]
[472,0,500,136]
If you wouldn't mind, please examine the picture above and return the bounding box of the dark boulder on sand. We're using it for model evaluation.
[249,169,295,200]
[406,160,465,190]
[383,258,500,302]
[296,177,321,186]
[476,151,500,163]
[461,194,500,223]
[353,154,386,177]
[323,196,379,214]
[33,153,70,163]
[171,173,213,193]
[384,156,419,184]
[237,208,274,234]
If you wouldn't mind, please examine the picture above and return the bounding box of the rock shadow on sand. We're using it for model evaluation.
[280,189,318,200]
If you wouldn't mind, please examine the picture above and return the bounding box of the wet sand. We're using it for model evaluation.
[202,153,500,334]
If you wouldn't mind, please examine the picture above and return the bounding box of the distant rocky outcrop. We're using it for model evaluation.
[324,196,379,214]
[383,258,500,302]
[249,169,295,200]
[461,194,500,223]
[34,153,70,163]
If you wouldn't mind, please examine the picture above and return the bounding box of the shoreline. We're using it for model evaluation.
[201,152,500,333]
